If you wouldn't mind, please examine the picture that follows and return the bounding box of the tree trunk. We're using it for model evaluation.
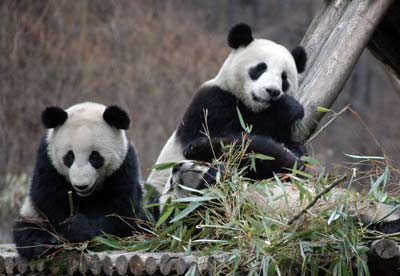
[297,0,394,138]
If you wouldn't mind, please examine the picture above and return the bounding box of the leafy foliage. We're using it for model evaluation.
[26,141,400,275]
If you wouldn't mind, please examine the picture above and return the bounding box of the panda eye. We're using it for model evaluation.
[63,150,74,168]
[281,71,290,92]
[249,62,267,81]
[89,151,104,169]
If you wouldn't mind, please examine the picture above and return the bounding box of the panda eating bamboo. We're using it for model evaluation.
[147,23,400,234]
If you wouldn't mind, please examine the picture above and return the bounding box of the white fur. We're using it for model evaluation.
[205,39,298,112]
[160,161,210,207]
[46,102,129,197]
[146,131,185,194]
[20,197,40,220]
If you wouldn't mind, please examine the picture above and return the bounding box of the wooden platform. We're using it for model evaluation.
[2,239,400,275]
[0,245,212,275]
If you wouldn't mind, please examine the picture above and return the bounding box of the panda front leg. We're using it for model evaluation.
[245,135,303,180]
[61,213,100,242]
[183,135,302,179]
[61,213,135,242]
[183,136,240,162]
[13,219,58,260]
[62,204,147,243]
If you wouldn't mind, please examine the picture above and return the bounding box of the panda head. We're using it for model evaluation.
[42,102,131,197]
[209,23,307,112]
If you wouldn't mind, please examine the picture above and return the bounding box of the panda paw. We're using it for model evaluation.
[64,213,96,242]
[183,137,209,159]
[17,235,58,261]
[184,137,225,161]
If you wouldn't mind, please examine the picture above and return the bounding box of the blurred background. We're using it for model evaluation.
[1,0,399,242]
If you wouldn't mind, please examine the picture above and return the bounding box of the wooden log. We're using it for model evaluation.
[115,254,129,276]
[4,254,17,275]
[129,253,165,276]
[16,256,29,274]
[129,254,146,276]
[0,256,5,274]
[103,252,133,276]
[90,253,106,275]
[78,253,90,275]
[175,255,196,275]
[144,256,160,275]
[297,0,394,137]
[160,253,179,275]
[103,254,118,276]
[300,0,350,71]
[66,256,80,275]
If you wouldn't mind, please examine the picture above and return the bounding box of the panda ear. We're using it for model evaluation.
[41,107,68,128]
[291,46,307,73]
[103,106,130,130]
[228,23,254,49]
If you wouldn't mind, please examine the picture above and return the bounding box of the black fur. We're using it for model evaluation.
[282,72,290,92]
[249,62,267,81]
[41,107,68,128]
[228,23,254,49]
[176,86,306,180]
[13,138,146,260]
[291,46,307,73]
[370,219,400,234]
[103,106,130,130]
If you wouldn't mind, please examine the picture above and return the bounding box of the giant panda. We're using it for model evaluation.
[147,23,307,202]
[14,102,148,260]
[150,23,400,234]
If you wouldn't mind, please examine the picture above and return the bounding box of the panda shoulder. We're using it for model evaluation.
[186,85,237,115]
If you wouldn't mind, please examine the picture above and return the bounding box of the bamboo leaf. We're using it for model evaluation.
[316,106,332,113]
[249,153,275,160]
[94,236,123,250]
[156,205,175,228]
[177,184,206,195]
[344,153,385,160]
[172,196,216,203]
[152,162,177,171]
[236,106,247,132]
[169,202,202,223]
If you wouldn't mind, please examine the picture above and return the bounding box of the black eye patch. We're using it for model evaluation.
[249,62,267,80]
[63,150,74,168]
[89,151,104,169]
[281,71,290,92]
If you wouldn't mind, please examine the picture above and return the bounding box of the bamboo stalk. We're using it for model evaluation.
[68,190,74,217]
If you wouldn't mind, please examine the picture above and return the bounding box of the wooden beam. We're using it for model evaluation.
[298,0,394,137]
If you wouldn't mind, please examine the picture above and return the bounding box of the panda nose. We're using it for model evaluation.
[266,88,280,97]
